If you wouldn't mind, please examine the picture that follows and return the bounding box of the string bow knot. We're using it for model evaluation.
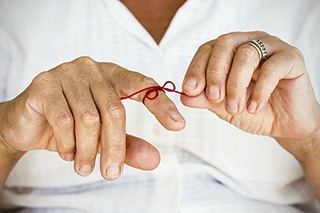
[120,81,184,104]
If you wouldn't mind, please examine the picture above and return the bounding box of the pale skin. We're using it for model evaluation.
[1,0,320,201]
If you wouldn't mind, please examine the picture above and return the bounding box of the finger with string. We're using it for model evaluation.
[109,64,186,132]
[91,63,185,179]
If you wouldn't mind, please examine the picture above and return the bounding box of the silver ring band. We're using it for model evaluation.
[246,39,268,60]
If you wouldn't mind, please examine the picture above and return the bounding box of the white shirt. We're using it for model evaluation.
[0,0,319,212]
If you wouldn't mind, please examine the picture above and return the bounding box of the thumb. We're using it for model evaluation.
[125,134,160,170]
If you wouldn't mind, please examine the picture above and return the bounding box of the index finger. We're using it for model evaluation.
[109,64,186,131]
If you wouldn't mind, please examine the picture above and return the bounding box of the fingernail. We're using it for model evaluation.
[207,86,220,100]
[79,164,92,176]
[183,79,197,90]
[247,100,258,114]
[171,112,185,123]
[106,164,121,179]
[64,153,74,161]
[226,99,238,114]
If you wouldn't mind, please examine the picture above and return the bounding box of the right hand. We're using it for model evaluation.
[0,56,186,180]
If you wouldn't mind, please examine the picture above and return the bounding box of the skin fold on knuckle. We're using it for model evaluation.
[78,111,100,127]
[226,75,247,94]
[54,110,74,129]
[76,149,98,162]
[57,140,75,153]
[54,112,74,143]
[103,145,125,164]
[105,102,125,121]
[205,67,225,93]
[205,65,222,77]
[236,45,258,62]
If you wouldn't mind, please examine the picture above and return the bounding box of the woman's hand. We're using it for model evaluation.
[0,56,186,181]
[181,31,320,198]
[181,31,320,142]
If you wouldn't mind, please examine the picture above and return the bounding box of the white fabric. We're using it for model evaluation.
[0,0,319,212]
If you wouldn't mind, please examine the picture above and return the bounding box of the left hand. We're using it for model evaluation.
[180,31,320,146]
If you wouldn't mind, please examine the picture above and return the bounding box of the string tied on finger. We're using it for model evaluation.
[120,81,185,104]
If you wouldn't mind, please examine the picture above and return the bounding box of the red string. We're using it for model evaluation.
[120,81,185,104]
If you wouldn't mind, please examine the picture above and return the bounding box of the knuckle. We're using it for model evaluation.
[287,46,303,60]
[79,111,100,126]
[104,62,117,70]
[140,75,157,86]
[79,150,97,160]
[108,145,125,153]
[55,111,74,127]
[32,71,53,86]
[226,71,247,89]
[73,56,99,75]
[48,61,73,78]
[57,61,70,72]
[106,103,125,119]
[256,30,269,37]
[104,145,125,160]
[34,71,49,80]
[198,41,213,52]
[143,76,157,85]
[74,56,95,65]
[226,81,239,93]
[53,61,74,77]
[58,142,74,152]
[226,79,245,96]
[102,62,119,76]
[216,33,235,45]
[237,45,256,60]
[262,60,277,73]
[269,35,281,43]
[206,67,220,76]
